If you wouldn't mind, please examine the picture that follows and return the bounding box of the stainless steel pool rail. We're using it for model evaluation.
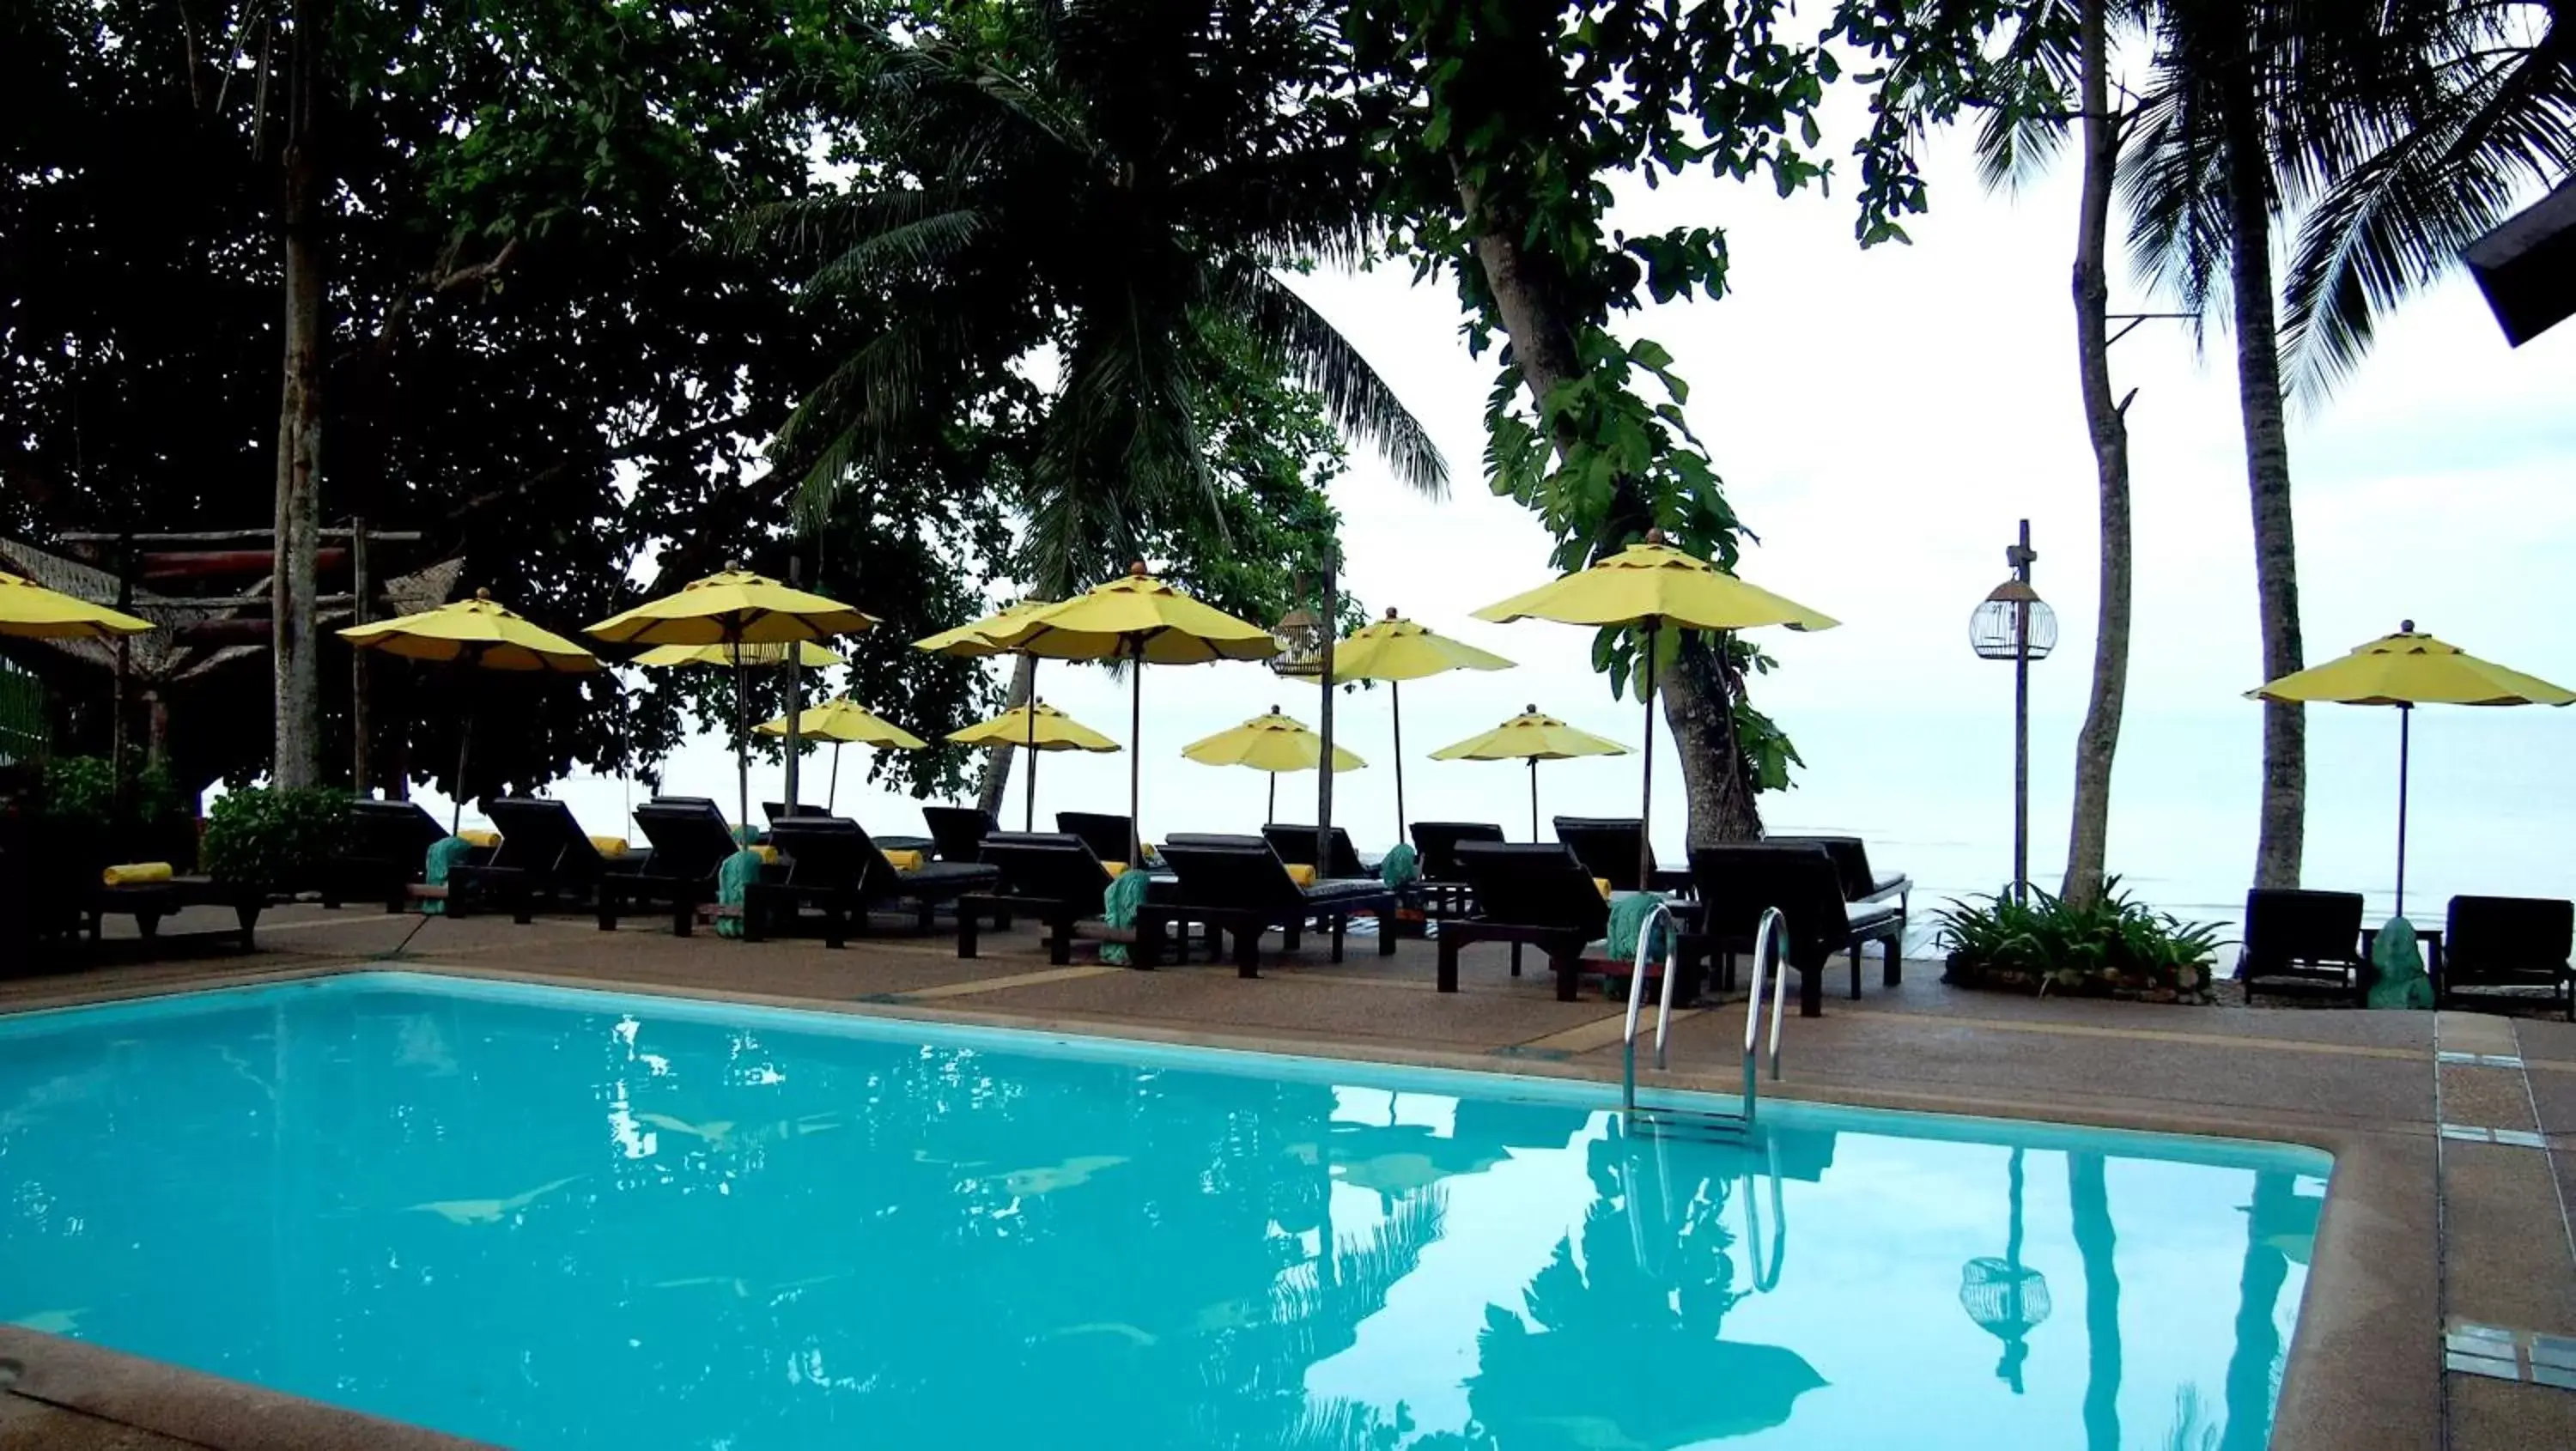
[1621,903,1789,1137]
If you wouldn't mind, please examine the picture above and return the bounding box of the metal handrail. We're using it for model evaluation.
[1623,902,1789,1126]
[1619,900,1680,1114]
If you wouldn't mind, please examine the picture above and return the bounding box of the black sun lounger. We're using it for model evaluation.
[1410,821,1505,918]
[1439,842,1612,1001]
[922,805,999,863]
[2441,895,2574,1019]
[1055,810,1141,865]
[337,798,453,912]
[1261,823,1370,880]
[1139,835,1395,976]
[1552,816,1691,895]
[448,798,626,924]
[745,817,1001,944]
[2237,889,2368,1005]
[959,831,1114,964]
[1686,843,1903,1017]
[599,797,745,935]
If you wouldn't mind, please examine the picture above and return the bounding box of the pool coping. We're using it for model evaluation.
[0,957,2436,1451]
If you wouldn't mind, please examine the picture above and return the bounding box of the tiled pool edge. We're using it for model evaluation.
[0,958,2444,1451]
[0,1325,493,1451]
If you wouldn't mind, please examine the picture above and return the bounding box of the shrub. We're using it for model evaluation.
[1935,878,2224,1002]
[200,786,352,887]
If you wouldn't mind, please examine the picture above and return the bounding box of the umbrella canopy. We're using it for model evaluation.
[1182,708,1366,774]
[756,698,926,748]
[635,640,846,670]
[1332,608,1513,841]
[339,589,598,672]
[1183,707,1364,823]
[1473,531,1834,886]
[2251,621,2571,914]
[949,701,1121,754]
[978,565,1277,859]
[756,697,924,817]
[0,568,153,639]
[1472,534,1839,633]
[338,590,599,829]
[586,566,876,829]
[1433,705,1630,841]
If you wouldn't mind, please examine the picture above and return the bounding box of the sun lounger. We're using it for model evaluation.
[922,805,998,863]
[2440,895,2574,1019]
[1409,821,1505,918]
[598,798,746,935]
[1055,810,1140,866]
[1261,823,1370,879]
[1139,835,1396,976]
[1437,842,1615,1000]
[1766,834,1910,904]
[1685,843,1902,1017]
[334,798,456,912]
[744,817,1001,944]
[762,801,836,828]
[84,876,264,951]
[958,831,1120,964]
[1552,817,1692,895]
[448,798,627,923]
[2237,889,2368,1005]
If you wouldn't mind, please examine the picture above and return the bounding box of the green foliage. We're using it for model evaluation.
[1935,878,2224,988]
[201,787,353,887]
[38,756,118,825]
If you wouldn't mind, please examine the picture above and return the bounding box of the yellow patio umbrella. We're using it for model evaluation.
[1431,705,1630,841]
[1331,608,1512,841]
[977,564,1277,861]
[586,565,877,830]
[948,699,1120,823]
[915,598,1092,829]
[339,589,600,829]
[2252,620,2572,914]
[1182,706,1365,822]
[0,568,153,638]
[1473,530,1836,888]
[756,697,925,816]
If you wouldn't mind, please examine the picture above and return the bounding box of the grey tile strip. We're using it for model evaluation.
[2442,1322,2576,1394]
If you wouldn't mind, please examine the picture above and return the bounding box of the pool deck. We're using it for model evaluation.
[6,902,2575,1451]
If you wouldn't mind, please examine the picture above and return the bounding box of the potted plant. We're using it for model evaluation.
[1936,879,2222,1003]
[201,786,353,894]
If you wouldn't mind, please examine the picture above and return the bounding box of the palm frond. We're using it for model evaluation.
[1236,269,1449,495]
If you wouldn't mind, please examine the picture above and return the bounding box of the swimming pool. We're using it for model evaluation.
[0,972,2327,1449]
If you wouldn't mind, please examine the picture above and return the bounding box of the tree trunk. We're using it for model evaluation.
[270,0,328,791]
[2222,58,2305,889]
[2061,0,2132,907]
[1466,218,1759,847]
[974,652,1036,819]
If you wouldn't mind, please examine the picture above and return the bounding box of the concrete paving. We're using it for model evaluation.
[7,901,2576,1449]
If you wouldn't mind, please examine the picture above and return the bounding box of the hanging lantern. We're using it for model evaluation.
[1270,602,1327,678]
[1969,580,2058,661]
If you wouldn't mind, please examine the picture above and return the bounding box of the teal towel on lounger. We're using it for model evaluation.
[1379,843,1421,889]
[1099,869,1150,966]
[1607,889,1670,964]
[715,848,763,940]
[2366,916,2432,1010]
[422,836,475,915]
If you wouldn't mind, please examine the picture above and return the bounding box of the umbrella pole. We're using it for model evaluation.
[1529,758,1540,842]
[1024,658,1040,832]
[1637,618,1660,893]
[784,653,803,811]
[1391,680,1406,846]
[1128,647,1145,865]
[453,698,474,834]
[732,640,750,837]
[2397,705,2412,918]
[829,742,841,817]
[1267,772,1276,824]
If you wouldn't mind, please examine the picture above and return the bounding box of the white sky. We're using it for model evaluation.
[430,118,2576,920]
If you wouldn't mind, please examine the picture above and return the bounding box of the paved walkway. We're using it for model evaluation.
[5,902,2573,1449]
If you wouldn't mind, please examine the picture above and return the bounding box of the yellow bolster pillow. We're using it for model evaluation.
[884,849,924,872]
[102,862,173,887]
[1103,861,1128,878]
[1285,863,1318,888]
[1140,841,1158,861]
[588,835,629,858]
[1595,877,1613,901]
[753,845,780,865]
[459,829,501,849]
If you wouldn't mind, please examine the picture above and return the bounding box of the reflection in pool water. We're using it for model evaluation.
[0,975,2324,1449]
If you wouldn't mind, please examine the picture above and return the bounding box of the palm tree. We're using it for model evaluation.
[745,0,1448,809]
[2278,3,2575,386]
[2125,0,2312,889]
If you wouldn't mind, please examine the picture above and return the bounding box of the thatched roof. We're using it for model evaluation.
[0,537,464,685]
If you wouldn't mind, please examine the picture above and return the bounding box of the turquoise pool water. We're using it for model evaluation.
[0,973,2326,1449]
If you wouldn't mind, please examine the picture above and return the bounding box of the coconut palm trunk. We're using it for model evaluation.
[2060,0,2134,908]
[975,653,1037,820]
[2221,58,2306,890]
[270,0,330,790]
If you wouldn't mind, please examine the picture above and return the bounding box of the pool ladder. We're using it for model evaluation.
[1620,903,1788,1139]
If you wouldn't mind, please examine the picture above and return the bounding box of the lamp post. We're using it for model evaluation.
[1270,545,1340,871]
[1970,520,2057,905]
